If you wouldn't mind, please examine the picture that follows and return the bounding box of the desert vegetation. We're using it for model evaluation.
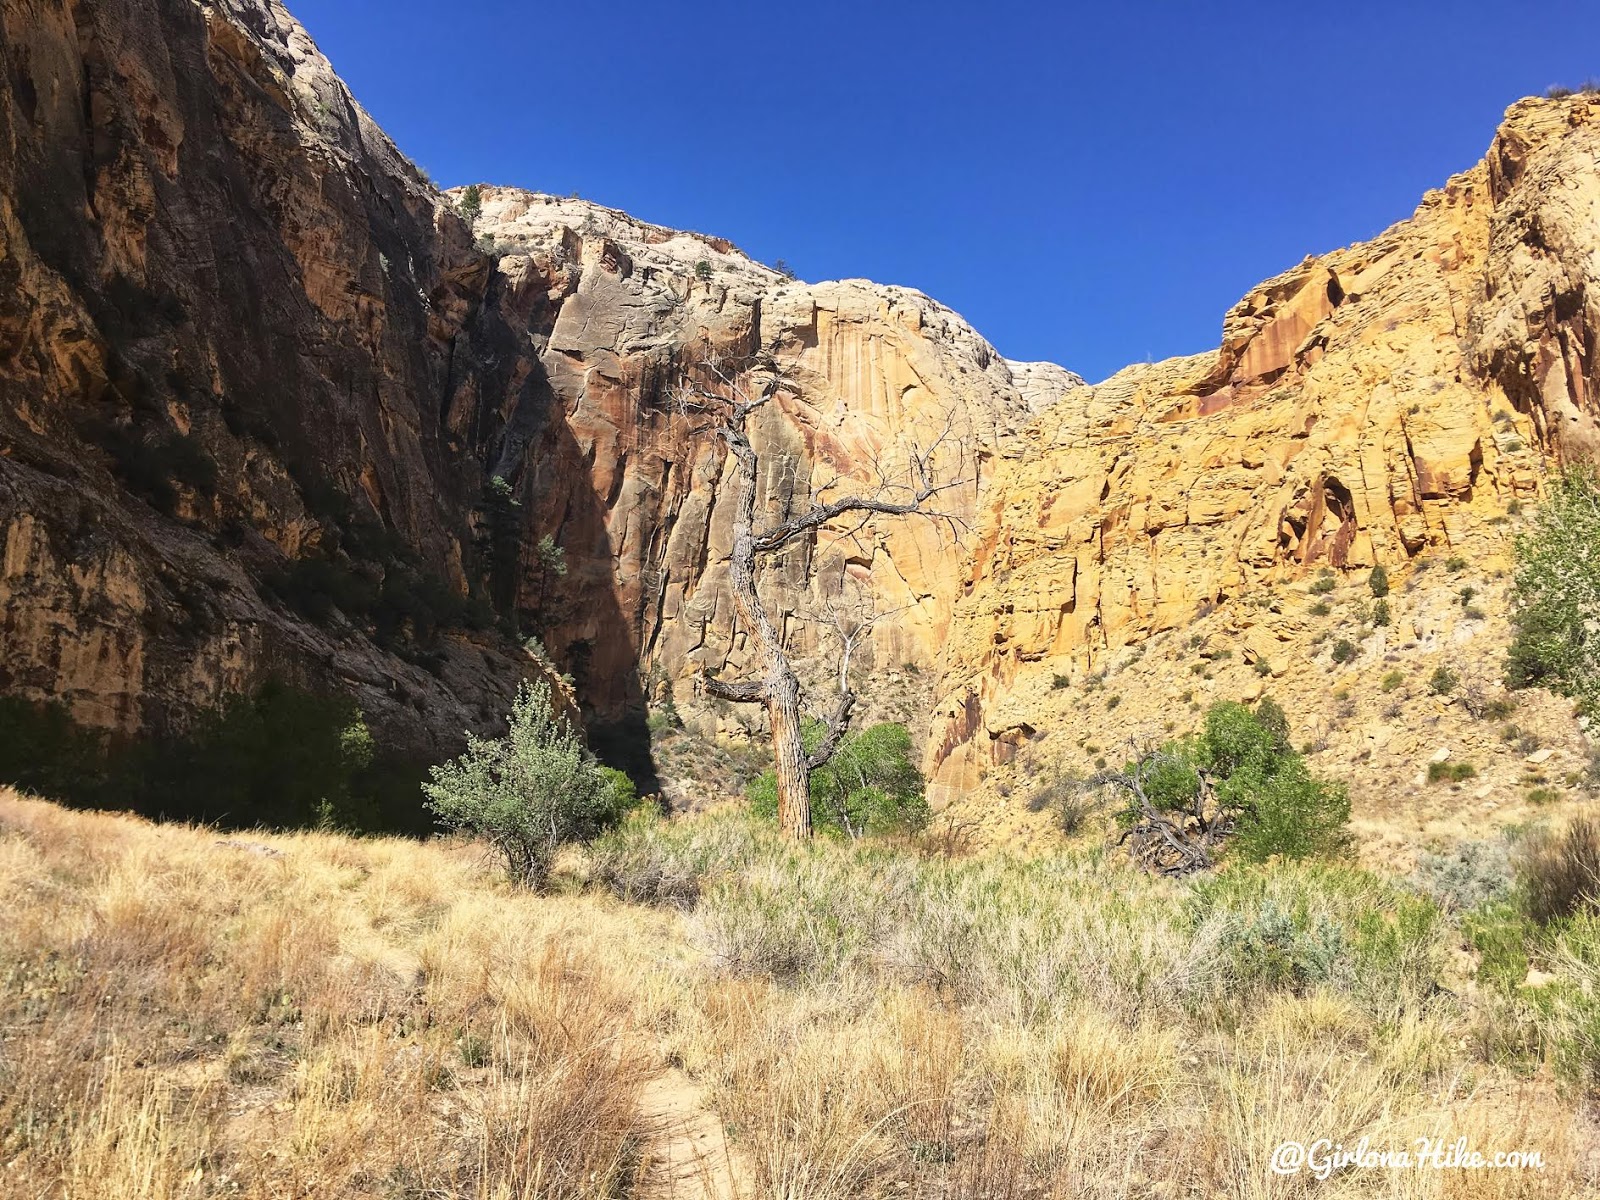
[0,791,658,1199]
[4,789,1597,1198]
[1508,468,1600,715]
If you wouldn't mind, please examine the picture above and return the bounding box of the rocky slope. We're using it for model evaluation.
[926,93,1600,826]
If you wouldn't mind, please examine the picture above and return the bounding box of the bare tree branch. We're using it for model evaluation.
[1077,743,1227,877]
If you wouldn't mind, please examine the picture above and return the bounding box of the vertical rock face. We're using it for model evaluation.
[433,190,1083,736]
[927,95,1600,802]
[0,0,1079,763]
[0,0,554,751]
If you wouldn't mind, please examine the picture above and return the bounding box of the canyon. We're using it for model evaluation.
[3,0,1599,829]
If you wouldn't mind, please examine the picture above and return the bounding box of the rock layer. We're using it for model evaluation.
[0,0,1081,768]
[4,0,1599,819]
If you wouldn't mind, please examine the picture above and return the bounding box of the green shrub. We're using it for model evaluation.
[1330,639,1357,664]
[1427,760,1476,784]
[1446,556,1468,572]
[1462,901,1533,994]
[1217,899,1342,993]
[1309,600,1332,617]
[1428,666,1458,695]
[423,681,619,887]
[458,183,482,225]
[1507,469,1600,715]
[1368,565,1390,598]
[1190,864,1443,1013]
[1050,673,1069,690]
[1310,571,1337,595]
[1126,699,1349,865]
[1372,598,1392,627]
[747,722,928,840]
[694,260,712,281]
[1381,670,1405,692]
[598,766,641,816]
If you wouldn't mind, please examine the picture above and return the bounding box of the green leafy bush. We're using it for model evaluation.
[746,722,928,840]
[1428,665,1459,695]
[1368,565,1390,598]
[1309,570,1337,595]
[424,681,620,887]
[1330,638,1357,664]
[458,184,482,225]
[1507,469,1600,715]
[1114,700,1348,864]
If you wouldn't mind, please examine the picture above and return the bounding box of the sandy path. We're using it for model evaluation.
[634,1067,749,1200]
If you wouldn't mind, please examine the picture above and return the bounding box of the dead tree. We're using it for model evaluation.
[1079,744,1234,877]
[672,353,962,839]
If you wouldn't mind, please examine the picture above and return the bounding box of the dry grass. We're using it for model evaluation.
[0,790,659,1199]
[5,790,1599,1198]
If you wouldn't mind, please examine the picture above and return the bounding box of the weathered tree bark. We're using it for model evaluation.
[710,403,814,837]
[686,356,960,839]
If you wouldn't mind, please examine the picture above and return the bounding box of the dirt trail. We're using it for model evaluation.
[635,1067,749,1200]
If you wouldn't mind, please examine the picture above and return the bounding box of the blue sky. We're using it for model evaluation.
[290,0,1600,382]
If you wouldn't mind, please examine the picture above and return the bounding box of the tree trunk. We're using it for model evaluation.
[720,415,815,840]
[767,669,812,839]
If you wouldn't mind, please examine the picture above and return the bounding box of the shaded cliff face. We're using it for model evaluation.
[927,94,1600,804]
[0,0,573,753]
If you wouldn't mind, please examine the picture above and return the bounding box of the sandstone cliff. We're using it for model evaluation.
[0,0,569,756]
[461,189,1083,747]
[4,0,1599,837]
[927,94,1600,818]
[0,0,1081,778]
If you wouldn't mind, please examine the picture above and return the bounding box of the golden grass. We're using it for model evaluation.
[4,790,1597,1198]
[0,790,660,1199]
